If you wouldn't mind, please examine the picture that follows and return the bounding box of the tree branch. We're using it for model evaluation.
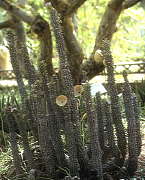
[81,58,105,80]
[61,15,84,84]
[0,0,34,24]
[0,19,15,29]
[32,15,54,78]
[48,0,70,14]
[46,0,87,15]
[122,0,141,9]
[82,0,139,80]
[81,0,126,80]
[108,0,125,9]
[66,0,87,15]
[94,0,125,51]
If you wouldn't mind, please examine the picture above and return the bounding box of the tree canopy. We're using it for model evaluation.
[0,0,144,82]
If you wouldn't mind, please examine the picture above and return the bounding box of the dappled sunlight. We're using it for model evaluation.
[0,80,17,87]
[91,74,145,83]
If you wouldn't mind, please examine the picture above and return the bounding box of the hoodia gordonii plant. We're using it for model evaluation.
[51,8,87,177]
[33,69,69,178]
[122,71,141,176]
[6,31,27,103]
[132,94,142,155]
[5,106,24,176]
[47,77,67,168]
[103,101,119,157]
[7,31,56,177]
[34,80,57,177]
[51,9,79,177]
[83,83,103,179]
[14,26,39,139]
[14,111,34,170]
[101,39,126,162]
[11,96,34,170]
[3,12,142,180]
[14,21,36,86]
[95,93,105,151]
[102,100,122,176]
[6,31,38,139]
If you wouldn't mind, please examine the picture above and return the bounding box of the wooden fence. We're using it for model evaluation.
[102,61,145,75]
[0,61,145,80]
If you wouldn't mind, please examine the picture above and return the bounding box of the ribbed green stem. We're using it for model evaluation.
[7,31,38,139]
[122,71,139,176]
[13,111,34,170]
[132,94,142,156]
[84,83,103,179]
[51,8,87,176]
[123,71,140,157]
[95,93,105,151]
[48,77,67,168]
[101,39,126,160]
[103,101,120,158]
[38,114,56,176]
[14,21,36,85]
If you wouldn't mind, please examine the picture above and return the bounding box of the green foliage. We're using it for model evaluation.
[77,0,107,57]
[112,5,145,62]
[77,0,145,61]
[0,148,13,175]
[0,89,21,145]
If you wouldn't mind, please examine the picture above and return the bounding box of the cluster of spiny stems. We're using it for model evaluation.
[101,39,127,162]
[51,8,87,178]
[3,16,142,180]
[122,71,141,176]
